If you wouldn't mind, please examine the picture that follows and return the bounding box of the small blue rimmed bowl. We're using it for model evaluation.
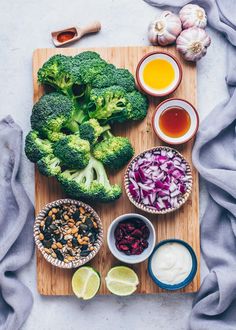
[148,239,197,291]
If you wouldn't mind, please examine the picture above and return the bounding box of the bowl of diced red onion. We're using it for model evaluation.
[124,146,192,215]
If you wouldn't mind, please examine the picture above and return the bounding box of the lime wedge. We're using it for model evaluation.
[105,266,139,296]
[72,266,100,300]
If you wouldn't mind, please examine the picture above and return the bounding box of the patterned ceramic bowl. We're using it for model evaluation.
[124,146,193,215]
[34,199,103,269]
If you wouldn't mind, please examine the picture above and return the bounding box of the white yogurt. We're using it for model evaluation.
[151,242,193,285]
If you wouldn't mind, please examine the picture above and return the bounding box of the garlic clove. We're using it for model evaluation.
[158,32,177,46]
[176,27,211,62]
[148,11,182,46]
[148,22,159,45]
[179,4,207,29]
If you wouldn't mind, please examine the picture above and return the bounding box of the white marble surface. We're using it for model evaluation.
[0,0,229,329]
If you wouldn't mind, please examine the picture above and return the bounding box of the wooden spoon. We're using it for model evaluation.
[51,21,101,47]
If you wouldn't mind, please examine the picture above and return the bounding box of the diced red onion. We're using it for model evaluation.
[128,149,191,210]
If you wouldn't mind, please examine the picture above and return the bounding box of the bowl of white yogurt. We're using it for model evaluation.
[148,239,197,290]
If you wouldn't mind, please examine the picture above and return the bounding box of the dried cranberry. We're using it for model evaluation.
[131,229,142,238]
[119,223,128,232]
[117,238,125,245]
[119,244,129,251]
[141,226,150,240]
[126,223,136,233]
[141,239,149,248]
[114,228,124,241]
[114,218,150,256]
[131,246,143,255]
[126,235,135,244]
[131,241,140,250]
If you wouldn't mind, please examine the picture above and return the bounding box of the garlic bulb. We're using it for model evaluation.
[148,11,182,46]
[179,4,207,29]
[176,28,211,62]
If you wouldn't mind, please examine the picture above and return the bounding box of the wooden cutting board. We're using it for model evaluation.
[33,46,200,295]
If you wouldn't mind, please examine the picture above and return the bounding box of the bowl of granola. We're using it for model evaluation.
[34,199,103,268]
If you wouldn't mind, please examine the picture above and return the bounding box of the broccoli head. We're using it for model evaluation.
[91,66,135,92]
[37,154,61,177]
[73,51,102,63]
[25,130,53,163]
[28,51,149,204]
[30,92,81,141]
[90,64,117,89]
[88,86,132,123]
[54,134,90,169]
[79,119,110,145]
[126,90,148,121]
[38,55,77,96]
[87,86,148,124]
[93,130,134,170]
[75,58,108,85]
[57,156,122,202]
[113,68,136,92]
[38,53,104,100]
[46,131,66,142]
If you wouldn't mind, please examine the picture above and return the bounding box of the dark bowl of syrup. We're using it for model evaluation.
[153,98,199,145]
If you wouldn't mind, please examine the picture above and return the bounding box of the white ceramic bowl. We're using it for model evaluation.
[107,213,156,264]
[153,98,199,145]
[136,51,182,97]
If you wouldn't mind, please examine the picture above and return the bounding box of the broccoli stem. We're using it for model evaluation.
[101,124,111,135]
[65,120,80,133]
[71,155,111,188]
[102,130,113,140]
[74,101,89,124]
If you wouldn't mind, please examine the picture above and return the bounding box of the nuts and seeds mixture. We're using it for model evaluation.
[38,204,99,263]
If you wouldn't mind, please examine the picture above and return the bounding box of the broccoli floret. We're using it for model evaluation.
[31,92,72,134]
[30,93,82,141]
[126,90,148,121]
[87,87,148,124]
[73,51,102,63]
[57,156,122,202]
[93,130,134,170]
[45,131,66,143]
[37,154,61,177]
[54,134,90,169]
[88,86,132,123]
[113,68,136,92]
[91,64,117,89]
[91,66,135,92]
[38,54,99,100]
[74,58,108,85]
[38,55,77,97]
[25,130,53,163]
[79,119,110,145]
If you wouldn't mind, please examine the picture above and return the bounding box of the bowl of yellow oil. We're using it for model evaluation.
[136,51,182,97]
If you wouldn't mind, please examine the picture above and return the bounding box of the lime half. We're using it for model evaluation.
[105,266,139,296]
[72,266,100,300]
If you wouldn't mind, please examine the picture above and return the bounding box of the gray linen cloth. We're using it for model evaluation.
[0,116,34,330]
[143,0,236,329]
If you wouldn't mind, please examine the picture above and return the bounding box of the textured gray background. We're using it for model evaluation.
[0,0,228,329]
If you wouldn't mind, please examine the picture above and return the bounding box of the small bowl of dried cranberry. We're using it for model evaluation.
[107,213,156,264]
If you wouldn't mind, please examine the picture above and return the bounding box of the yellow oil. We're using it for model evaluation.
[143,59,175,90]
